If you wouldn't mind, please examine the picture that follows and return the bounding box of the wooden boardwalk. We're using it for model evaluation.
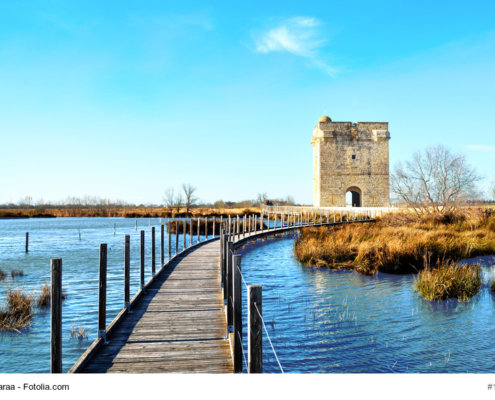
[79,240,233,373]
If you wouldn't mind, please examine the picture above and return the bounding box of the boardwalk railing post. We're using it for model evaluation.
[175,221,179,254]
[160,224,165,267]
[183,220,186,249]
[25,232,29,253]
[124,235,130,309]
[140,230,145,289]
[213,218,216,238]
[220,229,225,289]
[151,227,156,276]
[190,219,193,246]
[233,255,243,373]
[51,258,62,373]
[223,234,228,304]
[197,218,200,243]
[227,241,233,328]
[205,217,209,240]
[168,221,172,260]
[248,285,262,373]
[236,216,240,240]
[98,243,107,342]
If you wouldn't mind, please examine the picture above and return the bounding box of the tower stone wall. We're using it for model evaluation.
[312,116,390,207]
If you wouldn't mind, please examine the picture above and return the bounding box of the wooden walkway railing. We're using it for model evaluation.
[45,210,376,373]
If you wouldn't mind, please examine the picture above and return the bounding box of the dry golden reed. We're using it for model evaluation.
[294,209,495,275]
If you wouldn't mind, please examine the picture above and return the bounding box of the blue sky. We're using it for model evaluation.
[1,0,494,205]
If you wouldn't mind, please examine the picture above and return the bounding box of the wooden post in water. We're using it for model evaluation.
[183,220,186,249]
[151,227,156,276]
[168,221,172,259]
[175,221,179,254]
[205,218,209,240]
[25,232,29,253]
[51,258,62,373]
[124,235,130,308]
[248,285,262,373]
[160,225,165,267]
[233,254,243,373]
[98,243,107,342]
[140,230,145,289]
[227,241,233,327]
[213,218,216,238]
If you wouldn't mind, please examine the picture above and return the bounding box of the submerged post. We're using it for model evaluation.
[233,255,243,373]
[248,285,262,373]
[140,230,145,289]
[25,232,29,253]
[51,258,62,373]
[151,227,156,276]
[98,243,107,342]
[124,235,130,308]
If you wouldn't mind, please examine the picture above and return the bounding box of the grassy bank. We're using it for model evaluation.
[0,206,261,219]
[294,209,495,275]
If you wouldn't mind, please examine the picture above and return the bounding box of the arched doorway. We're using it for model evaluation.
[345,187,362,207]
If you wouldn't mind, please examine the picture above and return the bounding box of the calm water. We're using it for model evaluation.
[238,237,495,373]
[1,218,495,373]
[0,217,197,373]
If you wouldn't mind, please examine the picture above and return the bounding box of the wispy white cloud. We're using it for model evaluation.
[467,144,495,153]
[254,17,336,76]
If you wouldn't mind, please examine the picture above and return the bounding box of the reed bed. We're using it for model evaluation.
[10,269,24,279]
[0,206,261,219]
[294,209,495,275]
[0,289,34,332]
[415,261,481,301]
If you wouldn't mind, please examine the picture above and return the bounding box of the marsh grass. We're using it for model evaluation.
[10,270,24,279]
[294,209,495,275]
[37,284,67,307]
[415,260,482,301]
[0,289,34,332]
[70,325,89,343]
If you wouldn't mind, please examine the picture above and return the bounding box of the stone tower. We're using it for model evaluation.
[311,116,390,207]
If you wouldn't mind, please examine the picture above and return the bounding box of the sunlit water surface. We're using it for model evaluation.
[238,236,495,373]
[1,219,494,373]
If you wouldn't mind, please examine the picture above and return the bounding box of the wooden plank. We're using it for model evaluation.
[78,239,233,373]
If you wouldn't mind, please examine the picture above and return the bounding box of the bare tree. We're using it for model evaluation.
[256,192,268,206]
[391,145,479,216]
[182,184,197,213]
[163,188,176,209]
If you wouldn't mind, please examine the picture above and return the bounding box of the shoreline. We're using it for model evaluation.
[0,206,261,220]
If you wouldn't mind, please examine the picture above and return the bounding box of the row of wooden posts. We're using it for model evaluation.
[48,211,372,373]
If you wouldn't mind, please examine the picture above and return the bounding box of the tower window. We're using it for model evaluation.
[351,154,356,160]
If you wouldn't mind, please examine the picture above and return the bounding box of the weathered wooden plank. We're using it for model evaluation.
[79,239,233,373]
